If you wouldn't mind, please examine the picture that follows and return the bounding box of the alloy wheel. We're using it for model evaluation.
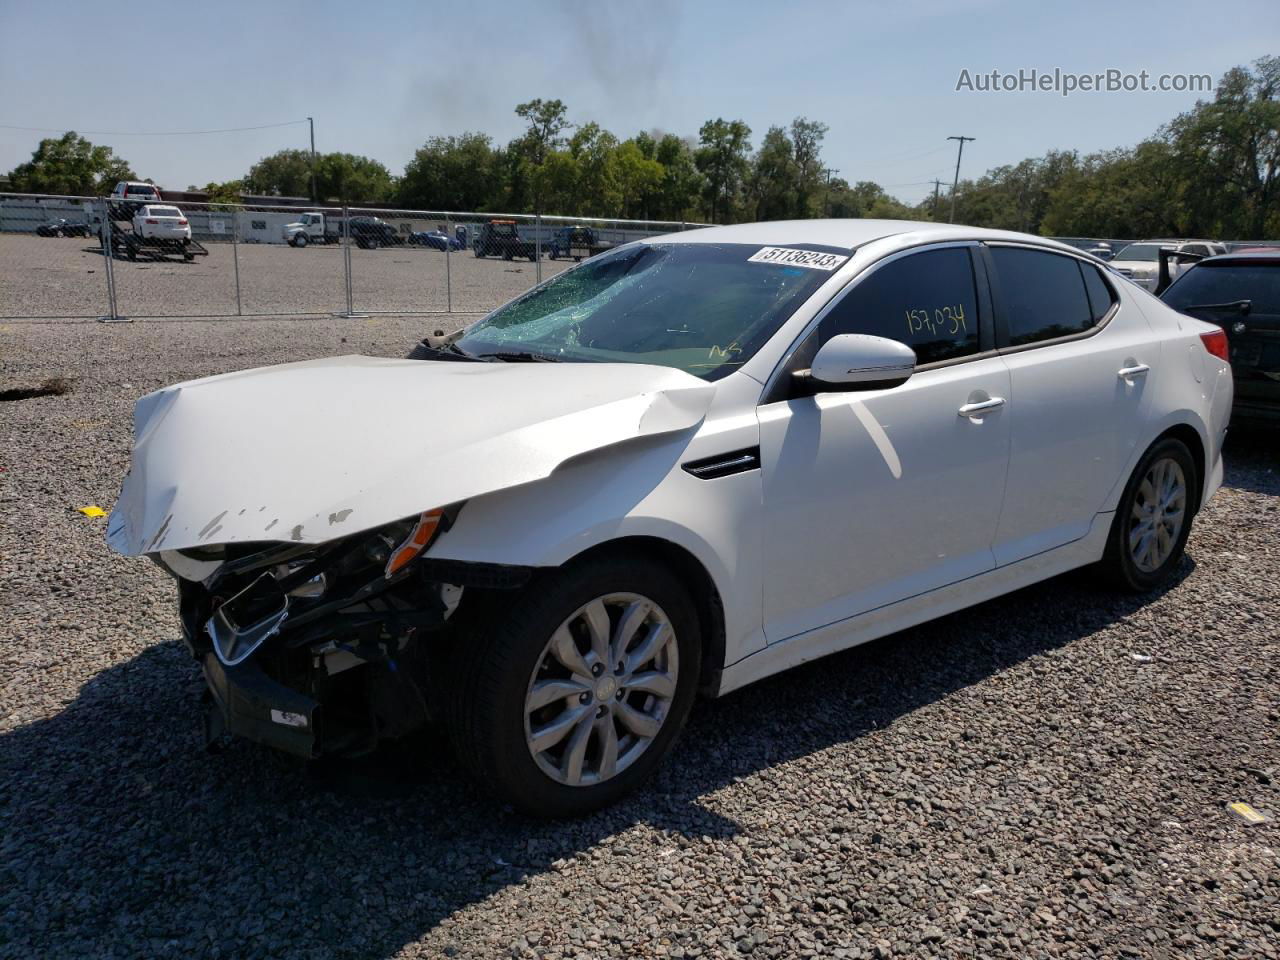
[1129,456,1187,572]
[524,593,678,787]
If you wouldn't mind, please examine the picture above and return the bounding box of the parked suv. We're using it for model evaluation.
[349,216,400,250]
[1161,250,1280,424]
[1112,240,1227,291]
[111,181,162,203]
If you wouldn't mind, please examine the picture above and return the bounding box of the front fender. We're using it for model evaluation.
[429,423,768,669]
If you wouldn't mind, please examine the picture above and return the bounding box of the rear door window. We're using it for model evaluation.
[989,247,1095,346]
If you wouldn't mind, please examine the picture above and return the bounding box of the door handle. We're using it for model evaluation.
[957,397,1006,418]
[1118,363,1150,379]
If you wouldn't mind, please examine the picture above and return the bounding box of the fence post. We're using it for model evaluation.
[231,206,243,317]
[97,197,130,323]
[343,206,354,316]
[444,211,453,314]
[535,212,542,284]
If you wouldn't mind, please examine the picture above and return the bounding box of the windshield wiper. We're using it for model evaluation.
[413,340,482,362]
[1180,299,1251,315]
[476,351,562,363]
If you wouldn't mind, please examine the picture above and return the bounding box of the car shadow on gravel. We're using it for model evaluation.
[1,557,1196,958]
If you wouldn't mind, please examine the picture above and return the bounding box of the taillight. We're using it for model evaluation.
[145,218,158,224]
[177,219,188,225]
[1200,328,1229,363]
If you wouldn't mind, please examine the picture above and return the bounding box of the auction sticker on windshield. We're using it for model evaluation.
[748,247,848,271]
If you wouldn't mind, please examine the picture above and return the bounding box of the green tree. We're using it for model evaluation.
[244,149,313,198]
[315,152,394,204]
[513,98,572,212]
[398,133,501,210]
[828,179,921,220]
[199,180,244,206]
[514,99,572,167]
[6,132,135,195]
[695,118,752,223]
[1041,142,1183,237]
[614,139,664,219]
[568,122,620,215]
[1166,56,1280,237]
[654,134,703,221]
[530,150,581,216]
[245,149,393,203]
[746,126,795,221]
[789,117,829,217]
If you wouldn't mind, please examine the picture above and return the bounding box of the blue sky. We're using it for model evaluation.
[2,0,1276,205]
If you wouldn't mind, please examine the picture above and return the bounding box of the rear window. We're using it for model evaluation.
[148,206,183,217]
[1163,263,1280,315]
[126,185,158,195]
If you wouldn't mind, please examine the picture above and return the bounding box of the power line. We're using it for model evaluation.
[0,119,309,137]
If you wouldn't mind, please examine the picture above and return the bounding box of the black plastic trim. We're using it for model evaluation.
[682,447,762,480]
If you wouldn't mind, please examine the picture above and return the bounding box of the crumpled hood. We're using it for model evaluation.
[107,355,714,556]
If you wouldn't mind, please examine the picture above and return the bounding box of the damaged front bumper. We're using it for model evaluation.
[167,514,533,759]
[202,653,321,758]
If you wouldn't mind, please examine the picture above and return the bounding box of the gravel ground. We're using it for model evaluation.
[1,315,1278,960]
[0,234,569,320]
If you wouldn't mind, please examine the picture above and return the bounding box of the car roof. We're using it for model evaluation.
[650,218,1086,256]
[1197,251,1280,265]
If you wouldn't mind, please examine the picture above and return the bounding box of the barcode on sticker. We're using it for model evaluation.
[748,247,848,271]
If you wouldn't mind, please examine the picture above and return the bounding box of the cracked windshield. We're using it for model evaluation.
[456,242,836,379]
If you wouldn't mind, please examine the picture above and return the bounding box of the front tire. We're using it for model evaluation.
[1099,436,1198,591]
[446,554,701,817]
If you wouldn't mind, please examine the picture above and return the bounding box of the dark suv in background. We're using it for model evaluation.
[349,216,401,250]
[1161,250,1280,424]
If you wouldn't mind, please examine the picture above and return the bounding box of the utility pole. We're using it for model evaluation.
[308,116,318,203]
[947,135,974,223]
[823,167,838,217]
[931,179,944,220]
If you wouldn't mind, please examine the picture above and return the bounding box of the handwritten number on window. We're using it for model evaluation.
[905,303,966,338]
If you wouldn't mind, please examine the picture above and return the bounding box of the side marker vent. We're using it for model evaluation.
[682,446,761,480]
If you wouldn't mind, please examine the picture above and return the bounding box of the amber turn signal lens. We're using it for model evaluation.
[384,510,444,579]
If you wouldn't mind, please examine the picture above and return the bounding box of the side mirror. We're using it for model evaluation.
[805,334,915,391]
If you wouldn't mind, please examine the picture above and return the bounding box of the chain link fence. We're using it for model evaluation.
[7,192,1276,323]
[0,192,703,323]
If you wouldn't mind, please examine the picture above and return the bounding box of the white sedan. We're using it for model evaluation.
[107,220,1233,817]
[131,204,191,242]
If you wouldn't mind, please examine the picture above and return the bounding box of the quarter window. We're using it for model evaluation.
[816,247,981,365]
[1080,261,1116,322]
[990,247,1095,346]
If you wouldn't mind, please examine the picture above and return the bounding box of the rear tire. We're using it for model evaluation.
[446,554,701,817]
[1098,437,1198,592]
